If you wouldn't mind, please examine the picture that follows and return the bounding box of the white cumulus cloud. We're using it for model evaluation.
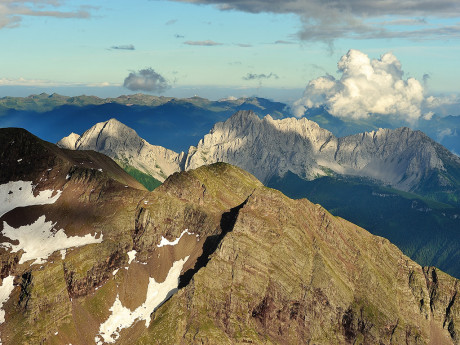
[292,49,426,122]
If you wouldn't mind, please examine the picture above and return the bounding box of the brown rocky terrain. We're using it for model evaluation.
[0,128,459,344]
[142,187,459,344]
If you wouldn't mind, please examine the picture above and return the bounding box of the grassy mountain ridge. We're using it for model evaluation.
[138,183,459,344]
[267,171,460,278]
[0,129,261,344]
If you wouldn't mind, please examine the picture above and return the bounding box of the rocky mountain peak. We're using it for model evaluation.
[185,114,460,198]
[59,118,184,183]
[57,132,81,150]
[74,117,143,153]
[221,110,261,131]
[231,109,259,120]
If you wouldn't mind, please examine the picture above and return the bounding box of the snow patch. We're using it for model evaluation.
[17,159,22,162]
[0,215,103,265]
[112,269,119,276]
[157,229,194,248]
[96,256,189,344]
[0,276,15,324]
[98,169,103,172]
[0,181,62,218]
[127,250,137,265]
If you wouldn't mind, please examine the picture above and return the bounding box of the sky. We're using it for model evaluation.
[1,0,460,117]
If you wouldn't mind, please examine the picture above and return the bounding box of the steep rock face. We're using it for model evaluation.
[57,118,184,182]
[185,111,460,196]
[185,111,338,182]
[335,127,446,192]
[139,187,460,345]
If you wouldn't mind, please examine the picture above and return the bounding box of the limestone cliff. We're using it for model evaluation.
[185,111,460,198]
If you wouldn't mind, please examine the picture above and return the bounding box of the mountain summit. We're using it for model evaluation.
[58,118,185,182]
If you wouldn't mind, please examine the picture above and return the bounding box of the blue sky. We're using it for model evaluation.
[1,0,460,108]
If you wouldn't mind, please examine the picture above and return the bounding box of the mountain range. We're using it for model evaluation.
[0,93,287,153]
[57,112,460,280]
[0,127,459,344]
[59,112,460,202]
[1,93,459,155]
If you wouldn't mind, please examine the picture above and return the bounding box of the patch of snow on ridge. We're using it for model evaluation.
[0,181,62,218]
[157,229,194,248]
[0,276,15,323]
[0,215,103,265]
[127,250,137,264]
[95,256,190,344]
